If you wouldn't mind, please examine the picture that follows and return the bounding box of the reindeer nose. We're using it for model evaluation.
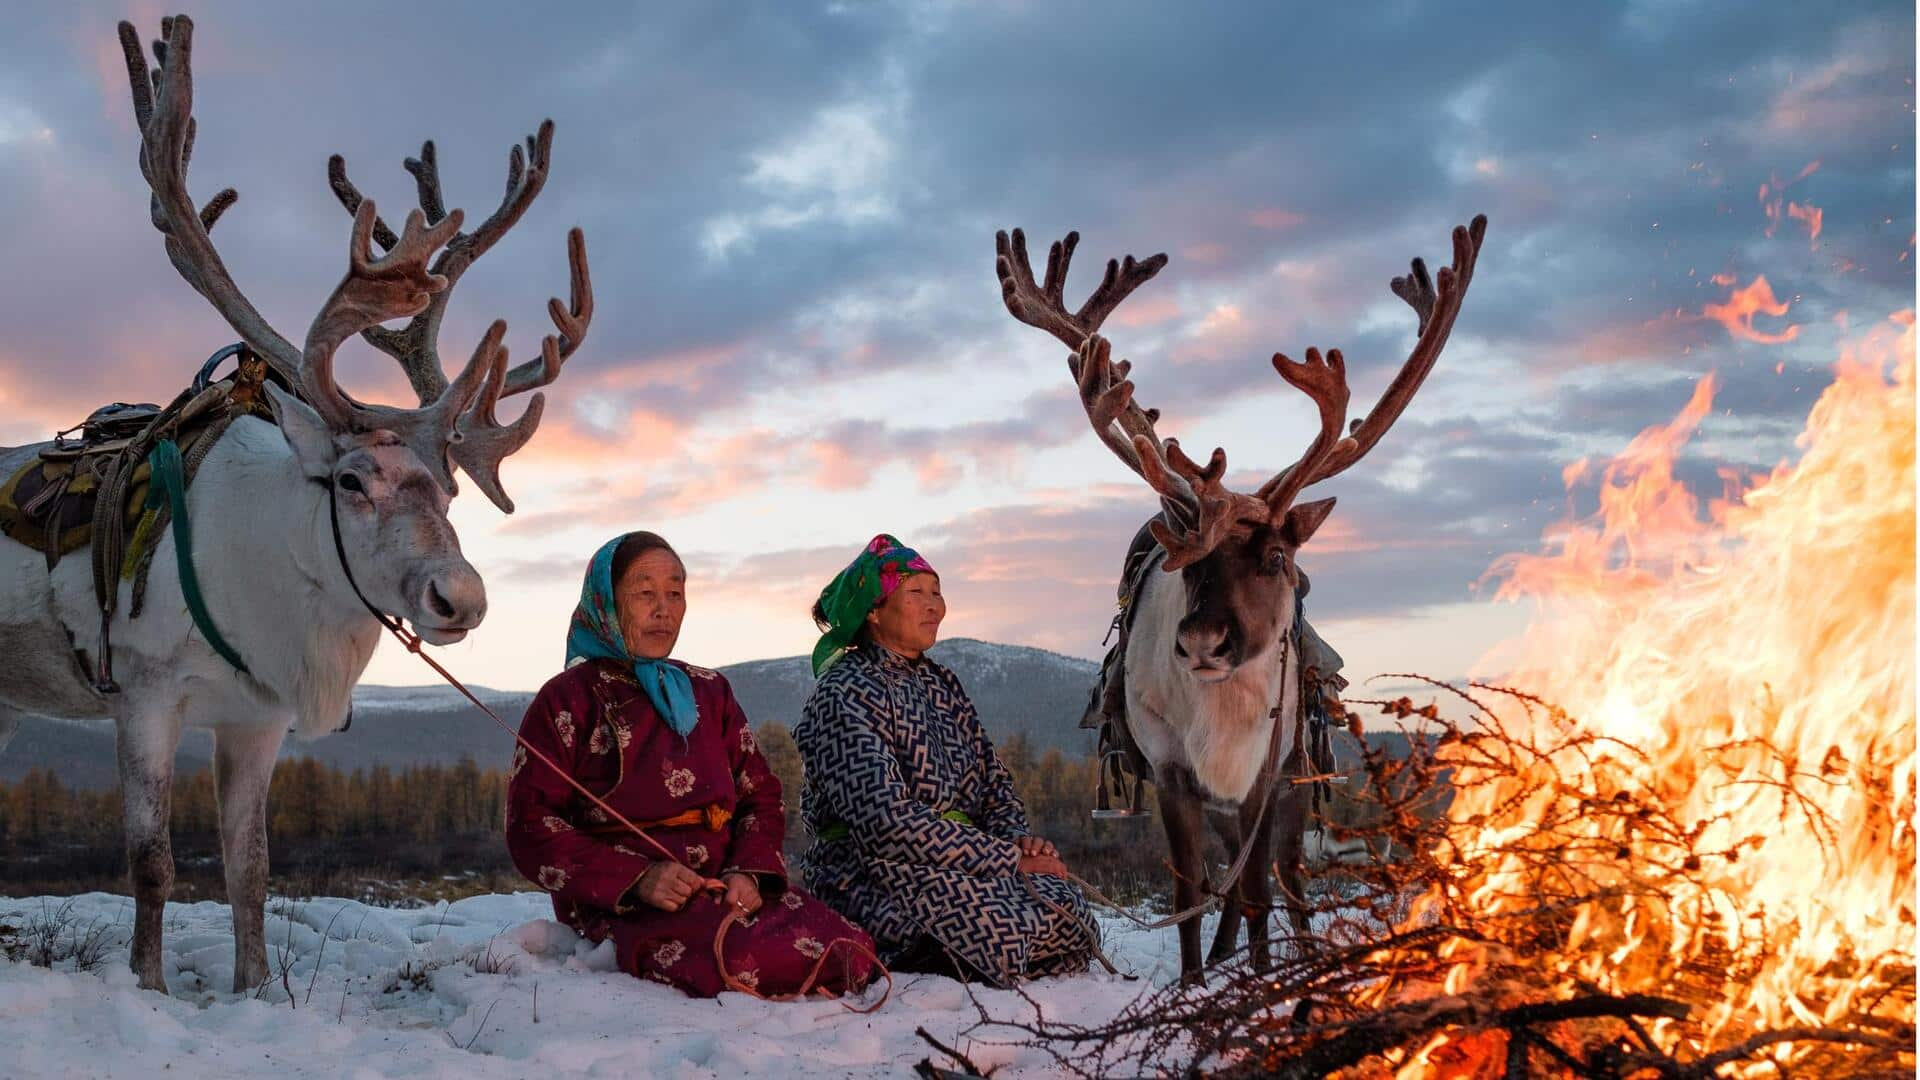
[1175,621,1235,668]
[422,563,487,629]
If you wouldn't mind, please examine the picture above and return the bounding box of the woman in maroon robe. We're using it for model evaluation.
[506,531,876,998]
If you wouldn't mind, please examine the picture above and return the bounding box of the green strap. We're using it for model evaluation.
[817,808,971,844]
[145,439,249,674]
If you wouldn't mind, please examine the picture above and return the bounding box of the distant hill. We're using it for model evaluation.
[2,639,1463,791]
[0,638,1102,790]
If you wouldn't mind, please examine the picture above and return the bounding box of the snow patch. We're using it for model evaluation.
[0,891,1205,1078]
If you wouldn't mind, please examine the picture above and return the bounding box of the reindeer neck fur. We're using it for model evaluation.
[1125,564,1300,804]
[186,415,382,737]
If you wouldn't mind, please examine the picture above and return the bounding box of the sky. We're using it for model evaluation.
[0,1,1911,692]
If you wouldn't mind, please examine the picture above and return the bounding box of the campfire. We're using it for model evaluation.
[1387,310,1917,1075]
[961,313,1915,1078]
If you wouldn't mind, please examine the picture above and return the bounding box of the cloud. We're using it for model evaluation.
[700,60,909,260]
[702,98,905,259]
[1762,17,1914,139]
[0,1,1910,686]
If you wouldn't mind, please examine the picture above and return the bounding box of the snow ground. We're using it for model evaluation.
[0,891,1212,1078]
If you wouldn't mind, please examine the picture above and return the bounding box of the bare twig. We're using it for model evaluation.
[915,1027,993,1078]
[458,998,503,1051]
[305,903,350,1004]
[949,680,1914,1078]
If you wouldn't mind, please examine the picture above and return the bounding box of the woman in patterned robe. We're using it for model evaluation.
[793,534,1100,985]
[506,531,876,998]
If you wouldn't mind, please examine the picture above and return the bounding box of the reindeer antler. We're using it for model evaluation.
[123,15,522,501]
[122,15,588,513]
[1068,335,1274,570]
[995,228,1167,349]
[298,199,506,495]
[1254,347,1354,518]
[1001,215,1487,569]
[118,16,302,385]
[328,122,594,512]
[1299,215,1485,489]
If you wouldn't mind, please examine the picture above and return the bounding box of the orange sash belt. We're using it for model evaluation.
[585,803,731,836]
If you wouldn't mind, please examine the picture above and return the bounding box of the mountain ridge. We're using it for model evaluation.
[1,638,1101,789]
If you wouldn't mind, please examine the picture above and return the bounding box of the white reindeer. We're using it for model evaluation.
[0,16,592,993]
[994,215,1485,976]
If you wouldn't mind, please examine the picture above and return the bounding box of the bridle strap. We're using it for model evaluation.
[324,478,411,642]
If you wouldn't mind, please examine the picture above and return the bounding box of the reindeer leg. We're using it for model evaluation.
[1205,810,1245,967]
[1242,785,1284,972]
[1271,781,1313,951]
[117,703,184,992]
[1156,765,1210,982]
[214,723,283,992]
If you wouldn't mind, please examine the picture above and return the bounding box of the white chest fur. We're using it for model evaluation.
[1120,570,1298,804]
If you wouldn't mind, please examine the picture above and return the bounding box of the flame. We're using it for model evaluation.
[1411,312,1916,1075]
[1701,275,1802,344]
[1760,160,1822,239]
[1788,202,1824,249]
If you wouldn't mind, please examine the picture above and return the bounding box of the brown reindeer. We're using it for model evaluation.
[994,215,1486,977]
[0,16,591,993]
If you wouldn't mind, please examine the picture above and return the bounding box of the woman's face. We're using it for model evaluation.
[615,548,686,660]
[867,573,945,658]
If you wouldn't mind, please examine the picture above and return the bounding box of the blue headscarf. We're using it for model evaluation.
[565,534,699,736]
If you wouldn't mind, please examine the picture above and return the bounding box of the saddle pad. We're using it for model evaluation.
[0,454,156,566]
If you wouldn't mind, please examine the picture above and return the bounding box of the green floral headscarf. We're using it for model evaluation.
[811,533,936,676]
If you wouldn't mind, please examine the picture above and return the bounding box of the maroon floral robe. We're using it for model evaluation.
[506,657,875,998]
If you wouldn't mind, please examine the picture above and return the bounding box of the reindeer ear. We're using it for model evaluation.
[1281,497,1337,548]
[264,382,338,482]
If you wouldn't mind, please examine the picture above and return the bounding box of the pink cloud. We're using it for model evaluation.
[1181,242,1229,265]
[1564,309,1703,367]
[1248,208,1305,229]
[1765,38,1905,138]
[1108,293,1182,329]
[805,432,870,491]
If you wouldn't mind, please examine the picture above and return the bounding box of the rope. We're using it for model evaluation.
[405,631,891,1010]
[1017,871,1119,976]
[323,482,889,1008]
[81,374,245,689]
[85,390,191,690]
[714,904,892,1010]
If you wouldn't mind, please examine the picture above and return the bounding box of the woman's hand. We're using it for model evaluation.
[721,872,763,917]
[1016,853,1069,878]
[634,861,707,912]
[1016,835,1059,859]
[1016,853,1069,877]
[1016,835,1067,876]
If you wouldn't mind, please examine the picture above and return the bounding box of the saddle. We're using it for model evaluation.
[1,404,166,567]
[1084,517,1350,816]
[0,348,276,689]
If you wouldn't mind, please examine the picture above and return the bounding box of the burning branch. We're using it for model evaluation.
[966,695,1913,1076]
